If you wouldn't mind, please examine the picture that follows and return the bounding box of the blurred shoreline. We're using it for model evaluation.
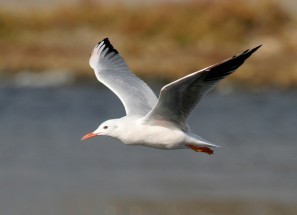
[0,0,297,13]
[0,0,297,89]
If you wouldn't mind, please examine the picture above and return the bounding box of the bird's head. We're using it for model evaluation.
[81,119,119,141]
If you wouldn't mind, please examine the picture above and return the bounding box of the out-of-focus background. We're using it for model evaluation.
[0,0,297,215]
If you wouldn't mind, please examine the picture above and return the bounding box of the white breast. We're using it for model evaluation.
[119,119,186,149]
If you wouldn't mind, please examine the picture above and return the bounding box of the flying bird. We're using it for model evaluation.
[81,38,260,155]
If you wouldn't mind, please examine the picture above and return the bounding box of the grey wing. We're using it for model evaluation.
[89,38,157,116]
[144,45,261,130]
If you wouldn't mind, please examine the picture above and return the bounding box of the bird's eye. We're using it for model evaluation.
[103,126,108,129]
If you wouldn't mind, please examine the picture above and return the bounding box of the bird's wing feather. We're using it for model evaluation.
[89,38,157,116]
[144,45,261,130]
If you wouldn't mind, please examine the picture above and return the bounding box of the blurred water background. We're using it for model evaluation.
[0,0,297,215]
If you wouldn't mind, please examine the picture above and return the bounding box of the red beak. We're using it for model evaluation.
[81,132,98,141]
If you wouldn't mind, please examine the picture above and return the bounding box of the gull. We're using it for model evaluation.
[81,38,260,155]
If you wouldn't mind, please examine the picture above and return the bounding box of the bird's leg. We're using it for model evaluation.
[186,144,213,155]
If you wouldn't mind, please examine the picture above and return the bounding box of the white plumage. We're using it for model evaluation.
[82,38,260,155]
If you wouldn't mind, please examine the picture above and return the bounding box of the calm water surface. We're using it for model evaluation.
[0,86,296,215]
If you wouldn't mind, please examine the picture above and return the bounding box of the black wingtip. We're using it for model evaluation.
[248,45,262,55]
[97,38,119,56]
[101,38,110,44]
[233,44,262,60]
[98,37,109,44]
[204,45,261,82]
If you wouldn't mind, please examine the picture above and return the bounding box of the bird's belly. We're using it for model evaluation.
[122,125,186,150]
